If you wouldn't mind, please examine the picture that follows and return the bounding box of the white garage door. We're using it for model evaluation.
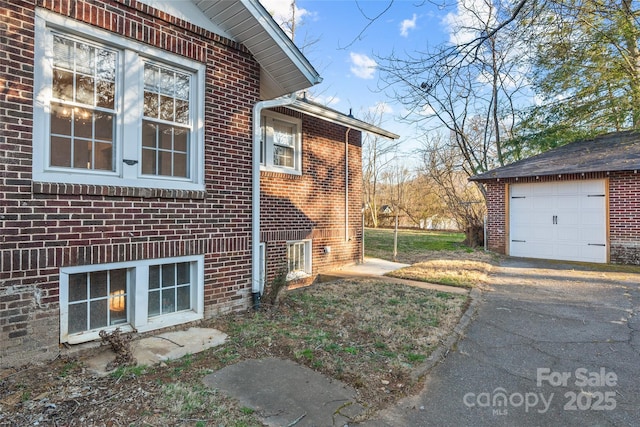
[509,180,607,263]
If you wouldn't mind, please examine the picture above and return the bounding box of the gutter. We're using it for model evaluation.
[251,94,297,307]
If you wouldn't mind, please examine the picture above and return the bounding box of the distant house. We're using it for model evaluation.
[471,131,640,264]
[0,0,397,367]
[380,205,394,215]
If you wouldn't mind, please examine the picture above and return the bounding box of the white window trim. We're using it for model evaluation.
[286,239,312,281]
[59,255,205,344]
[261,110,302,175]
[32,9,205,191]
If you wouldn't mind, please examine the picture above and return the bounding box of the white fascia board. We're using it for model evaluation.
[288,100,400,140]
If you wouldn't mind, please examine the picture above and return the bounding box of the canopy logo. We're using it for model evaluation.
[462,367,618,416]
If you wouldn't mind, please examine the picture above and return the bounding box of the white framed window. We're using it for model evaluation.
[33,10,205,191]
[286,240,312,281]
[59,255,205,344]
[261,110,302,174]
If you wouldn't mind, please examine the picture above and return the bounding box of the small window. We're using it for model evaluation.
[261,111,302,174]
[60,255,204,344]
[286,240,312,281]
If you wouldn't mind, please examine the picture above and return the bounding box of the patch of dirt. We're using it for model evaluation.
[0,278,471,426]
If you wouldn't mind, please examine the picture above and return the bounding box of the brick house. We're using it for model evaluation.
[0,0,398,367]
[470,131,640,265]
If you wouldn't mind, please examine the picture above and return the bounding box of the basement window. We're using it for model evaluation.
[59,255,204,344]
[286,240,312,280]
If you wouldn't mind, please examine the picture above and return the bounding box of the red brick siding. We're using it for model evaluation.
[1,0,259,367]
[260,107,363,285]
[609,171,640,264]
[481,172,640,264]
[483,181,506,254]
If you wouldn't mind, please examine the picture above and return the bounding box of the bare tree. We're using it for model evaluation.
[419,134,486,246]
[361,106,400,227]
[378,0,529,177]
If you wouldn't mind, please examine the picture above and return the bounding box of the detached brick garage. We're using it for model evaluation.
[471,131,640,265]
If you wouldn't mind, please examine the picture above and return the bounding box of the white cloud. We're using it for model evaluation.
[308,94,341,107]
[442,0,495,46]
[400,14,417,37]
[369,102,393,115]
[350,52,377,79]
[259,0,312,39]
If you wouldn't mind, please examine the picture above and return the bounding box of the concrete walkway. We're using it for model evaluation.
[358,258,640,426]
[323,257,468,294]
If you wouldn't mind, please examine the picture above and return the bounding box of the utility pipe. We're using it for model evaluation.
[345,127,350,242]
[251,93,297,306]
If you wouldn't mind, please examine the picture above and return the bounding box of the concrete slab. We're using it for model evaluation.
[332,257,411,276]
[83,327,227,375]
[203,357,366,427]
[322,257,468,295]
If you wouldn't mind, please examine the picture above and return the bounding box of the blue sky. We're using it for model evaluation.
[259,0,460,154]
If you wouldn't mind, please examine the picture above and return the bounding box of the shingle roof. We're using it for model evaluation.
[470,130,640,181]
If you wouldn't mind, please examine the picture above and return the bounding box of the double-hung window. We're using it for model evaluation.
[33,10,205,191]
[60,255,205,344]
[261,111,302,174]
[286,240,312,281]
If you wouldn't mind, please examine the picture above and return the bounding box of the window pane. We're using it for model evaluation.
[68,302,87,334]
[159,124,172,150]
[50,136,72,167]
[110,269,127,292]
[175,99,189,124]
[174,128,188,152]
[177,285,190,311]
[53,35,74,70]
[175,73,189,99]
[94,111,113,141]
[274,145,294,167]
[144,91,159,118]
[142,148,156,175]
[51,103,72,136]
[159,151,172,176]
[75,42,95,75]
[173,153,187,178]
[148,290,160,317]
[96,80,115,109]
[149,265,160,289]
[162,288,175,313]
[68,273,87,302]
[159,95,174,121]
[110,301,127,325]
[177,262,190,284]
[74,108,92,139]
[90,270,108,298]
[142,121,157,147]
[89,299,108,330]
[52,69,73,101]
[162,264,175,287]
[73,140,90,170]
[75,73,94,105]
[94,141,113,170]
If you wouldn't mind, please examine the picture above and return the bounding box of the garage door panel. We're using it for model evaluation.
[557,196,579,209]
[509,180,606,263]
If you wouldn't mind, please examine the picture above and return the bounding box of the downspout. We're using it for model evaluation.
[345,127,350,242]
[252,93,297,309]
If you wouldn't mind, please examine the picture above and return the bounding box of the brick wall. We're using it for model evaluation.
[609,171,640,264]
[480,172,640,264]
[1,0,259,367]
[260,107,363,285]
[483,181,506,254]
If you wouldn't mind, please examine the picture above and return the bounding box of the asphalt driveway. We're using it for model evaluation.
[361,258,640,426]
